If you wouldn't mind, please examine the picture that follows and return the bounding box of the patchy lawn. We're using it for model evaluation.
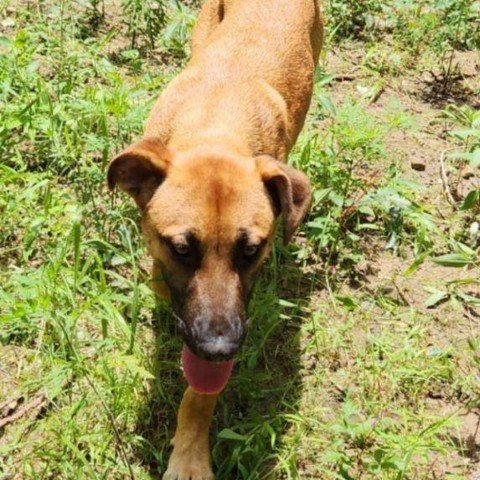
[1,0,479,478]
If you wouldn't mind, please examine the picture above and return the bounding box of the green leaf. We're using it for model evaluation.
[0,35,13,49]
[121,49,140,59]
[112,355,155,380]
[218,429,248,442]
[317,93,337,117]
[358,205,375,217]
[356,223,382,231]
[336,295,358,311]
[432,253,472,267]
[278,299,297,308]
[111,255,127,266]
[329,190,344,207]
[404,253,429,275]
[460,189,479,211]
[449,128,480,140]
[425,290,448,308]
[470,149,480,168]
[26,60,40,74]
[313,187,333,205]
[314,72,334,85]
[455,290,480,306]
[458,243,476,256]
[449,149,480,168]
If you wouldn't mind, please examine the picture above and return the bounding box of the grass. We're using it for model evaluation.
[1,0,479,478]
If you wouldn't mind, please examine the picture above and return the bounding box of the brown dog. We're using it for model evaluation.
[107,0,322,478]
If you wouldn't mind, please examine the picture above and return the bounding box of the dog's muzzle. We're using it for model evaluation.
[181,314,247,362]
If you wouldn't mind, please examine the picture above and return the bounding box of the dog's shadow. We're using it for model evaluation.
[135,247,313,479]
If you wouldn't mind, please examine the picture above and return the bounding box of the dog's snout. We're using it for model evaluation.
[188,316,245,361]
[177,265,249,360]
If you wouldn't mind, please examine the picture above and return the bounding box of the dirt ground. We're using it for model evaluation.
[318,43,480,478]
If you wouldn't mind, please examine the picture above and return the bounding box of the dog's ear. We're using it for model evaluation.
[256,155,311,245]
[107,137,171,209]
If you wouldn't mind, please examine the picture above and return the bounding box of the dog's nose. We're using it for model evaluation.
[192,321,244,361]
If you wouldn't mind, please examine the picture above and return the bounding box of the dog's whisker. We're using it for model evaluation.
[171,311,187,328]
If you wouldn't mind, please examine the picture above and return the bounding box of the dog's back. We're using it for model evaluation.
[145,0,323,160]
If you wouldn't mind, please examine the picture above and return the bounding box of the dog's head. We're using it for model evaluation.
[108,138,311,361]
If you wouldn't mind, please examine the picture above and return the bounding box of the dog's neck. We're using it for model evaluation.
[146,81,290,161]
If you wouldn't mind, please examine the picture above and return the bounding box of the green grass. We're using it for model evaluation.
[1,0,479,478]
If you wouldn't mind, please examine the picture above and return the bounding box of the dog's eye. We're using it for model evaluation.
[243,244,259,257]
[171,242,190,257]
[234,234,266,269]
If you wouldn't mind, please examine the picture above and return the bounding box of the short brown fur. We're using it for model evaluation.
[108,0,323,478]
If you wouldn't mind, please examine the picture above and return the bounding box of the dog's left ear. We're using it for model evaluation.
[256,155,312,245]
[107,137,171,209]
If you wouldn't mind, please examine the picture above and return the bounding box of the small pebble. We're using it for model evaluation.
[461,165,475,179]
[411,158,426,171]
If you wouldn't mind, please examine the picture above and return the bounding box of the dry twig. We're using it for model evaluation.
[439,149,457,205]
[0,394,47,429]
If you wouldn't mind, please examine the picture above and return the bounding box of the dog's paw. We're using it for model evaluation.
[162,457,214,480]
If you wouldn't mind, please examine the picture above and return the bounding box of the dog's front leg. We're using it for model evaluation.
[163,387,218,480]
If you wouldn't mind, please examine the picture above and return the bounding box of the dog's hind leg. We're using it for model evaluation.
[163,387,218,480]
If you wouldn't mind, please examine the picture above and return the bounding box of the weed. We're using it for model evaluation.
[121,0,167,50]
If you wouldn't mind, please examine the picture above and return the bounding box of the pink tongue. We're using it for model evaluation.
[181,344,233,394]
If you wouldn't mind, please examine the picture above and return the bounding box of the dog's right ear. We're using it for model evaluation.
[107,137,171,209]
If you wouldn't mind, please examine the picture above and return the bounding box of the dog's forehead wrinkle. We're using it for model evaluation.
[236,226,267,243]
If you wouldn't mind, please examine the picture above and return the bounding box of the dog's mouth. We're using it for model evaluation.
[181,344,234,394]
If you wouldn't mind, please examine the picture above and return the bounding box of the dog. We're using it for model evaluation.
[107,0,323,478]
